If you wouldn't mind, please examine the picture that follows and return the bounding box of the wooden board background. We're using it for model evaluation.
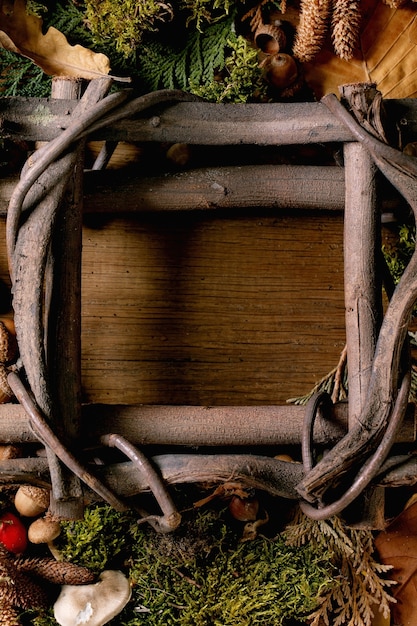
[0,211,346,406]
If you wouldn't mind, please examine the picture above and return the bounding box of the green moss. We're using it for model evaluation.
[382,222,416,286]
[84,0,175,59]
[57,504,139,571]
[54,503,335,625]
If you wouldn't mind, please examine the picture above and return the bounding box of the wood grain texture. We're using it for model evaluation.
[0,207,346,407]
[79,211,346,405]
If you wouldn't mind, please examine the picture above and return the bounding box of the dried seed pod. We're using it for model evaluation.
[260,52,299,89]
[0,320,17,364]
[14,486,50,518]
[254,23,287,54]
[0,365,14,403]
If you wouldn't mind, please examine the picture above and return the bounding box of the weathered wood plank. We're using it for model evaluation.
[79,213,346,405]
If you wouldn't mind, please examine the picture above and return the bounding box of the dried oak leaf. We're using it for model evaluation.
[374,500,417,626]
[0,0,110,79]
[294,0,417,98]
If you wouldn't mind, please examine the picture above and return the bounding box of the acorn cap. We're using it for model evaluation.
[54,570,132,626]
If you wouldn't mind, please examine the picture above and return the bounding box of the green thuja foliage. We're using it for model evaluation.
[137,16,233,91]
[137,17,266,102]
[0,50,49,97]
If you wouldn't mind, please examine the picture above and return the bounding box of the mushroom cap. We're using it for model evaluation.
[28,516,61,544]
[54,570,131,626]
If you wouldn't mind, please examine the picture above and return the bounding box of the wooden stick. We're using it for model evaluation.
[0,402,415,446]
[1,98,417,145]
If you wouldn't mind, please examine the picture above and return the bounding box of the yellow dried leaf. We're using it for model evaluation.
[300,0,417,98]
[0,0,110,79]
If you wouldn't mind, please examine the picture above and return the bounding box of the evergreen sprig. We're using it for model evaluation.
[137,15,234,92]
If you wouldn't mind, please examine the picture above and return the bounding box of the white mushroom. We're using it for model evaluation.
[54,570,131,626]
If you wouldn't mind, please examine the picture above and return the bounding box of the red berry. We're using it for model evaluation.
[0,511,28,554]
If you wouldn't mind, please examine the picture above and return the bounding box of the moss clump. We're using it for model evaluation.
[84,0,175,59]
[53,503,336,625]
[382,222,416,286]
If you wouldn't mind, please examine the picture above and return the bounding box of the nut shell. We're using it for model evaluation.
[254,23,287,54]
[229,495,260,521]
[15,485,50,517]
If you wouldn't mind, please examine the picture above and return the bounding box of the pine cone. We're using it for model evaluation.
[15,557,96,585]
[331,0,361,60]
[0,546,48,611]
[293,0,332,62]
[0,601,21,626]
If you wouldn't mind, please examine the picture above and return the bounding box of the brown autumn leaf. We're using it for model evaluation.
[0,0,110,79]
[299,0,417,98]
[374,500,417,626]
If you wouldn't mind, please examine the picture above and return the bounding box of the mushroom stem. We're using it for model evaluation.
[100,434,181,533]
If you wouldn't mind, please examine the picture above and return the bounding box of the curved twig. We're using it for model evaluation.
[299,369,410,519]
[7,89,129,268]
[101,434,181,533]
[296,93,417,505]
[8,372,128,512]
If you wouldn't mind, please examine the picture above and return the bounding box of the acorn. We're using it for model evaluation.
[14,485,50,518]
[28,516,61,544]
[260,52,299,90]
[228,495,260,522]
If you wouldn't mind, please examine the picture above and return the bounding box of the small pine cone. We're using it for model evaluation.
[15,557,96,585]
[0,321,17,365]
[293,0,332,62]
[331,0,361,60]
[0,365,13,403]
[0,548,48,611]
[0,601,21,626]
